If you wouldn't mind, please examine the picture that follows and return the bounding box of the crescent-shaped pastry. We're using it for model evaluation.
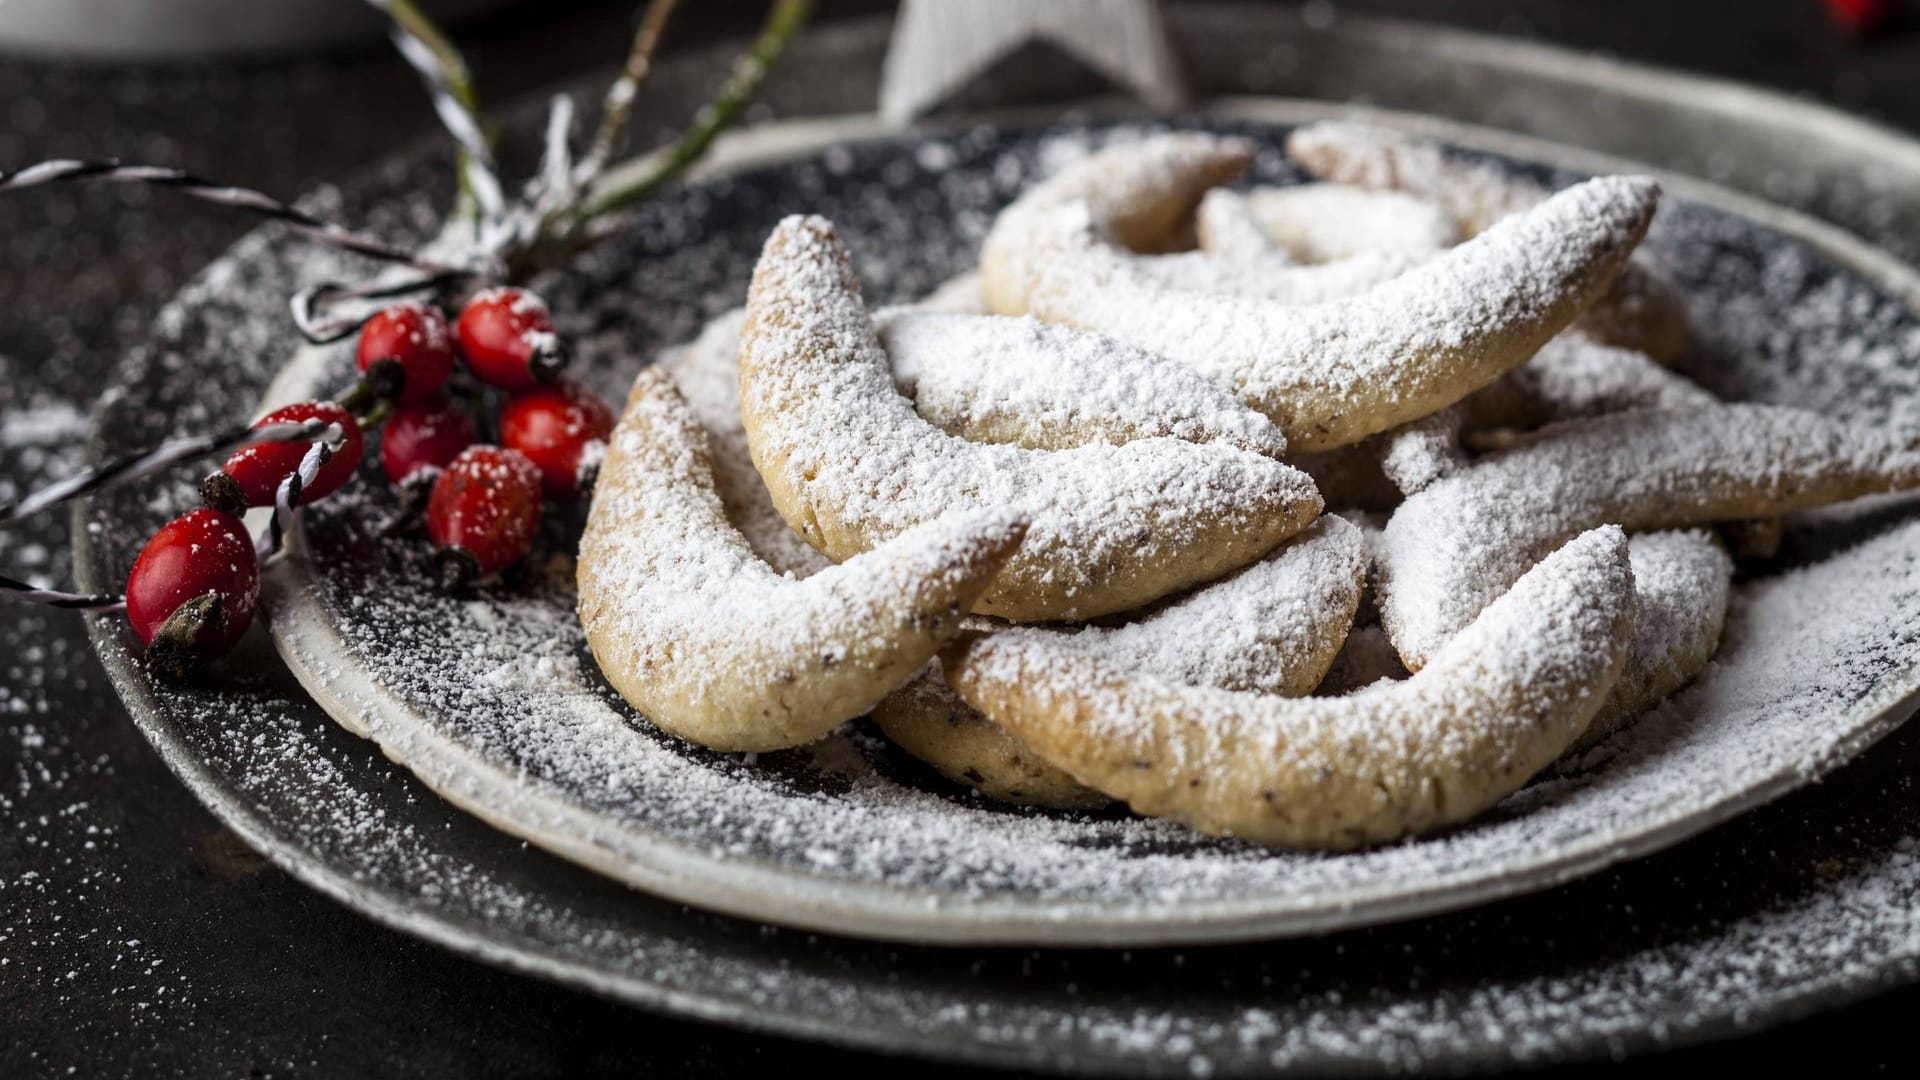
[1197,184,1458,263]
[1321,532,1729,754]
[738,214,1324,622]
[660,297,1293,562]
[1124,248,1425,305]
[874,515,1369,808]
[983,135,1419,314]
[577,367,1029,753]
[1575,529,1732,750]
[989,139,1659,451]
[1188,181,1710,443]
[980,133,1255,316]
[1286,121,1691,363]
[656,307,829,578]
[1377,405,1467,495]
[946,527,1637,849]
[1459,334,1717,443]
[1376,404,1920,669]
[880,310,1289,457]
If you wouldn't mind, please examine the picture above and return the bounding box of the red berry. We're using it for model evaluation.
[125,508,259,677]
[499,381,615,501]
[357,302,456,402]
[456,287,565,392]
[427,446,543,585]
[381,397,478,485]
[222,401,363,508]
[1826,0,1895,33]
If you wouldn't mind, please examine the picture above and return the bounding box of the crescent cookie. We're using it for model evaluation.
[1125,248,1425,305]
[874,516,1370,808]
[738,214,1324,622]
[577,367,1028,753]
[981,133,1255,316]
[655,307,828,577]
[994,144,1660,450]
[1574,530,1733,750]
[1286,121,1691,363]
[946,527,1637,849]
[1197,184,1458,263]
[661,295,1291,561]
[984,135,1418,314]
[1459,334,1717,443]
[873,662,1108,810]
[880,310,1289,457]
[1376,403,1920,669]
[1190,181,1707,444]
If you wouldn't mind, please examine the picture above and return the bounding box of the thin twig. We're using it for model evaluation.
[368,0,499,228]
[0,161,463,271]
[1,418,329,524]
[573,0,812,225]
[578,0,685,185]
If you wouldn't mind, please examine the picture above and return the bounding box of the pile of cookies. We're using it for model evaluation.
[575,125,1920,851]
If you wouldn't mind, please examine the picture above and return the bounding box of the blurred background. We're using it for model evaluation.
[2,2,1916,1076]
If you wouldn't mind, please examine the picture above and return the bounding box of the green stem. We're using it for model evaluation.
[380,0,489,230]
[573,0,812,224]
[579,0,685,182]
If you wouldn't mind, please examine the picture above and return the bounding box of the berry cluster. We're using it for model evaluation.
[125,286,614,679]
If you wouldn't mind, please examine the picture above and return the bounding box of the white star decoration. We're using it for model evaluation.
[879,0,1188,123]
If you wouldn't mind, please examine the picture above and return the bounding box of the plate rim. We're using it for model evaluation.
[243,102,1920,947]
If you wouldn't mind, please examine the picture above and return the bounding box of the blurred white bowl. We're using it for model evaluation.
[0,0,511,58]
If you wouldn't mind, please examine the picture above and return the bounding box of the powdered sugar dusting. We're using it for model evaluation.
[736,213,1320,620]
[881,310,1288,458]
[1234,183,1458,262]
[1021,165,1658,450]
[1464,333,1717,437]
[1378,404,1920,667]
[656,307,827,577]
[954,528,1632,849]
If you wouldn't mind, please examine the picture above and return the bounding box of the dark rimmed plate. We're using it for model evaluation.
[239,108,1920,950]
[73,12,1920,1076]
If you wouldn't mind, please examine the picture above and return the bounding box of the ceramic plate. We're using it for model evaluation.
[234,109,1920,947]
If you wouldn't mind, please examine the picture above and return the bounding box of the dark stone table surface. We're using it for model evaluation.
[3,1,1918,1075]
